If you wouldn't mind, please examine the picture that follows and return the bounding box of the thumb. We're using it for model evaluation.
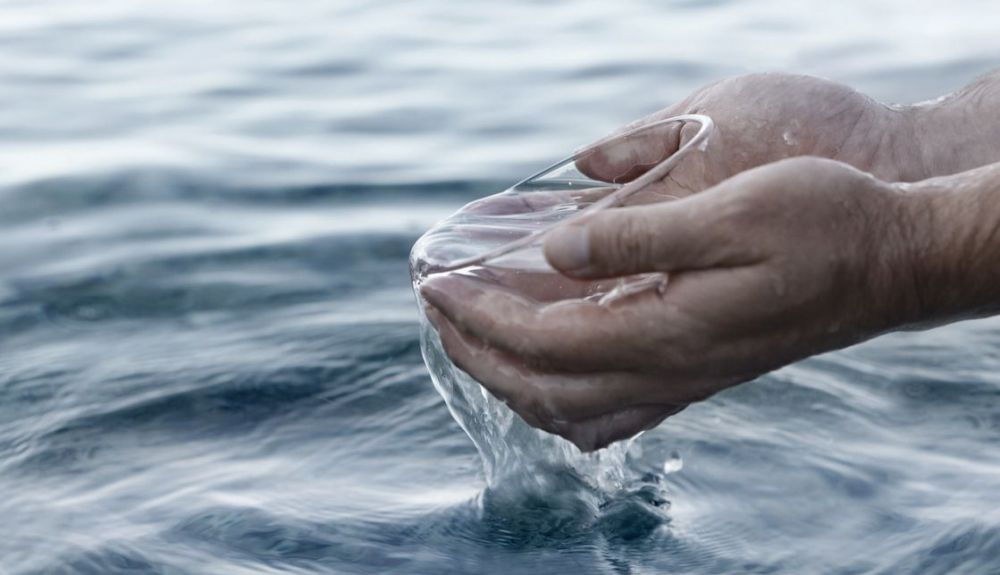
[543,199,742,279]
[575,117,683,184]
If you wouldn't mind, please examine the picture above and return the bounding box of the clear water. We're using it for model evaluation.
[3,0,1000,573]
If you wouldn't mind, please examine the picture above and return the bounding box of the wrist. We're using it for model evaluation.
[831,101,923,184]
[900,78,1000,180]
[891,164,1000,327]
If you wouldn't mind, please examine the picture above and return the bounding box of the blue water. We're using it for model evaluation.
[3,1,1000,573]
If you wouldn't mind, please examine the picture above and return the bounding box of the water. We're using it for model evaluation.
[3,0,1000,573]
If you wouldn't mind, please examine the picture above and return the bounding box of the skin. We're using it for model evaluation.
[421,72,1000,452]
[573,72,919,198]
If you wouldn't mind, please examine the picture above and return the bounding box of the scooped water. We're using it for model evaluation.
[410,187,676,538]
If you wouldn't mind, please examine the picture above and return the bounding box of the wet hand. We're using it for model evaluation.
[577,73,917,202]
[421,158,918,451]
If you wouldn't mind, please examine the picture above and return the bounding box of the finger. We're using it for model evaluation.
[574,106,686,183]
[424,305,558,433]
[467,266,618,303]
[444,187,617,266]
[557,404,686,452]
[425,304,670,423]
[543,188,758,279]
[575,122,682,184]
[650,265,812,377]
[421,274,635,371]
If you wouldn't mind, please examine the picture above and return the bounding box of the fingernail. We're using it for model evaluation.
[545,224,591,273]
[419,275,480,311]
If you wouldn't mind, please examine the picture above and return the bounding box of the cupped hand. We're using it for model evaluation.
[577,73,917,202]
[421,157,919,451]
[428,73,911,293]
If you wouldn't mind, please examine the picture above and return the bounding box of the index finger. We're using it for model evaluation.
[420,274,643,372]
[575,119,683,184]
[426,305,682,428]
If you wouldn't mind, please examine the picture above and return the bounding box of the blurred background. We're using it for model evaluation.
[4,0,1000,187]
[2,0,1000,573]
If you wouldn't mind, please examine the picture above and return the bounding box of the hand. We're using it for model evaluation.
[421,157,918,451]
[427,74,910,294]
[576,73,917,203]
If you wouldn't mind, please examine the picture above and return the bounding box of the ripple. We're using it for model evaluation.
[3,0,1000,572]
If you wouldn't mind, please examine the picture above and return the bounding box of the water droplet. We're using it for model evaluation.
[662,452,683,474]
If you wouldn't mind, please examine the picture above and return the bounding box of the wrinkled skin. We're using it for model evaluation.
[423,158,914,451]
[420,72,1000,451]
[574,72,920,199]
[435,73,916,301]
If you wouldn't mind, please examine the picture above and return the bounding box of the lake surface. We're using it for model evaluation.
[2,0,1000,573]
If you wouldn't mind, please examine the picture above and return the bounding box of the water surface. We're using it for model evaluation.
[2,0,1000,573]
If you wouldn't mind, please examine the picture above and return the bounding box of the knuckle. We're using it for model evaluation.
[678,122,701,147]
[603,215,652,272]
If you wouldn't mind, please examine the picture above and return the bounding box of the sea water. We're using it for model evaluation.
[409,188,676,538]
[5,0,1000,572]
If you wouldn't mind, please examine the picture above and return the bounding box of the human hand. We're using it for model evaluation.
[576,73,918,203]
[420,74,909,285]
[421,157,919,451]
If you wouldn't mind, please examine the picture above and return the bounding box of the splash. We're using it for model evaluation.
[412,252,677,539]
[409,193,669,532]
[409,179,639,489]
[414,298,633,489]
[413,278,672,539]
[408,116,712,528]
